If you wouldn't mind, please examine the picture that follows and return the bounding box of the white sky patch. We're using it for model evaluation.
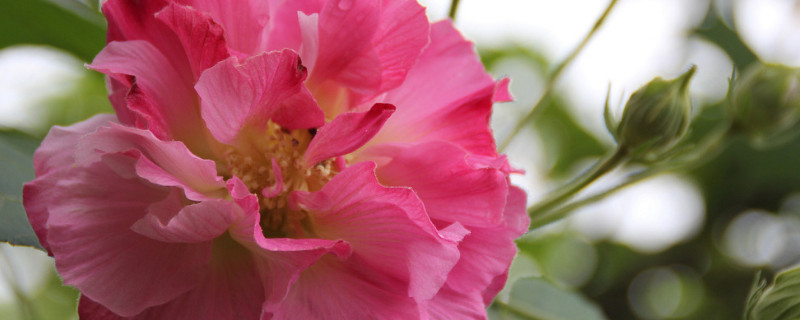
[569,172,706,253]
[0,46,83,132]
[734,0,800,66]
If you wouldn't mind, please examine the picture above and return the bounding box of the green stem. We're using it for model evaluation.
[499,0,620,152]
[529,123,734,230]
[528,146,629,221]
[448,0,461,20]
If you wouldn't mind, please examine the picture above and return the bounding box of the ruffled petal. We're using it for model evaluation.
[303,103,394,166]
[364,141,508,226]
[24,114,117,254]
[88,40,204,146]
[427,186,530,318]
[176,0,269,55]
[155,3,230,78]
[75,123,227,201]
[44,158,211,317]
[195,50,324,144]
[291,161,465,306]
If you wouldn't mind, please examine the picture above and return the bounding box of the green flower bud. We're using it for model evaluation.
[615,66,695,156]
[729,63,800,146]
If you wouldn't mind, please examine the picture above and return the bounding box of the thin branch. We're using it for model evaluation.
[499,0,621,152]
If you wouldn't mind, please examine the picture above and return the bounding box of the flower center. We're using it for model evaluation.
[220,121,339,237]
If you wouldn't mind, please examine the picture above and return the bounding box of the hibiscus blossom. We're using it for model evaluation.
[23,0,528,318]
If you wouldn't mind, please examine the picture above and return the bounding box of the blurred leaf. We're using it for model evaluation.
[41,71,113,131]
[492,277,608,320]
[693,4,758,71]
[0,268,80,320]
[0,0,105,62]
[0,131,42,249]
[534,99,607,177]
[749,264,800,320]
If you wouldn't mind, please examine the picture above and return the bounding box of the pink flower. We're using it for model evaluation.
[23,0,528,319]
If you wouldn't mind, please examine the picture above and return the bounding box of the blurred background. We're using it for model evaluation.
[2,0,800,319]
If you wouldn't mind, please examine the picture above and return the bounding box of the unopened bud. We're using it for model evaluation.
[616,66,695,156]
[729,63,800,145]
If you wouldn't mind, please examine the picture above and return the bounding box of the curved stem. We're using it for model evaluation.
[528,146,629,220]
[529,123,735,230]
[448,0,461,20]
[499,0,620,152]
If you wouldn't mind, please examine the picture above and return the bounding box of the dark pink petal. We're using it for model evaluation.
[175,0,269,55]
[195,50,324,144]
[45,158,211,317]
[367,141,508,226]
[307,0,429,94]
[155,3,230,78]
[426,284,488,320]
[303,103,395,166]
[89,40,204,145]
[494,77,513,102]
[270,256,420,320]
[291,161,465,305]
[307,0,380,91]
[374,20,501,156]
[428,186,530,317]
[75,124,227,201]
[102,0,193,89]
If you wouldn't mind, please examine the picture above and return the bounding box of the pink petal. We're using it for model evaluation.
[270,256,421,320]
[155,3,230,78]
[45,158,211,317]
[24,114,117,254]
[75,124,227,201]
[372,20,501,156]
[428,186,530,317]
[262,0,325,53]
[303,103,395,166]
[177,0,270,55]
[307,0,429,94]
[227,212,352,312]
[307,0,380,91]
[31,114,116,176]
[291,161,465,304]
[426,284,488,320]
[195,50,324,144]
[366,141,508,226]
[494,77,513,102]
[102,0,188,76]
[131,192,243,243]
[261,158,285,198]
[89,40,205,147]
[78,234,266,320]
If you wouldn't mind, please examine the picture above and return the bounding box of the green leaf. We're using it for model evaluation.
[749,264,800,320]
[0,131,42,249]
[492,277,608,320]
[693,5,758,71]
[0,0,105,62]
